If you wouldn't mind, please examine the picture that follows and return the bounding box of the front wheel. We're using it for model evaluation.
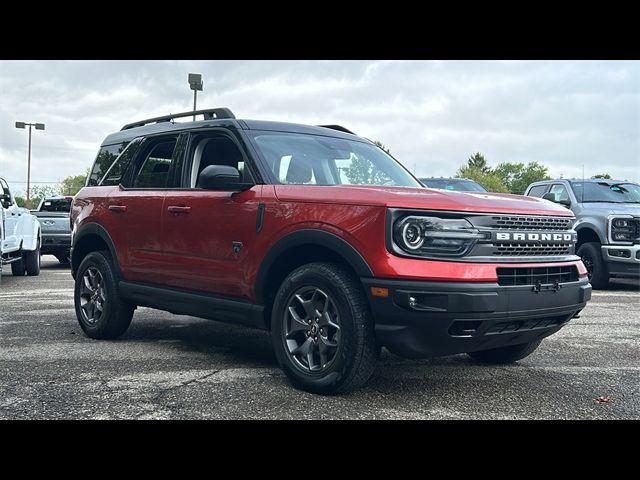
[577,242,609,289]
[271,262,378,394]
[468,339,542,364]
[74,250,134,339]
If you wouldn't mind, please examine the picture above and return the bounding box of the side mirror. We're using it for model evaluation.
[197,165,252,191]
[0,193,11,207]
[542,192,571,208]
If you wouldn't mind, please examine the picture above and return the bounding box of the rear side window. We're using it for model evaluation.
[40,198,71,212]
[132,140,177,188]
[100,140,141,186]
[527,184,548,197]
[87,142,129,186]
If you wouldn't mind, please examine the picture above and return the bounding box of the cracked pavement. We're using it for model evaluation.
[1,257,639,419]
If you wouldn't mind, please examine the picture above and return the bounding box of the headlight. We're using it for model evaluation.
[393,215,487,257]
[610,216,638,244]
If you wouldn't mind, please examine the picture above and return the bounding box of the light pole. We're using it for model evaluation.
[15,121,45,203]
[188,73,203,121]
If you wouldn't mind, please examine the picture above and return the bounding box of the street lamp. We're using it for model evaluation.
[188,73,203,121]
[15,121,45,203]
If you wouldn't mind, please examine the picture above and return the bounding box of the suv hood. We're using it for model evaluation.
[274,185,574,216]
[579,202,640,216]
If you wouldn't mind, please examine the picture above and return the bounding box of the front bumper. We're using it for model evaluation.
[601,245,640,277]
[361,277,591,358]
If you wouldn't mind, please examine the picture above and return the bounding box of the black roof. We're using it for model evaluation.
[101,108,365,147]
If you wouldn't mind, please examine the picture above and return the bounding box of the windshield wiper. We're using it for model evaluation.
[582,200,626,203]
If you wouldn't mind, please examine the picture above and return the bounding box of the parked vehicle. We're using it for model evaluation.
[525,178,640,288]
[32,195,73,264]
[420,177,487,192]
[71,108,591,394]
[0,177,41,276]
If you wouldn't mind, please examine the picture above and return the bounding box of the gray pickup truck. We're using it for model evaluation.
[525,179,640,288]
[32,196,73,264]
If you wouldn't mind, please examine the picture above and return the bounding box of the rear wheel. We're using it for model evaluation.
[24,243,41,276]
[468,340,542,364]
[271,262,378,394]
[55,253,71,264]
[74,250,134,339]
[11,258,25,276]
[577,242,609,289]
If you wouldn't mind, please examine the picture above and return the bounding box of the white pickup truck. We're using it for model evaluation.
[0,177,41,276]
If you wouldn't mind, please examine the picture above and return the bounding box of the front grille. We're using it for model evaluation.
[494,243,574,256]
[497,265,579,286]
[488,215,573,231]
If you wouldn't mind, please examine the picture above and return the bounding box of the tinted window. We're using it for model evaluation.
[87,142,129,186]
[101,140,140,186]
[527,184,548,197]
[132,140,177,188]
[39,198,71,212]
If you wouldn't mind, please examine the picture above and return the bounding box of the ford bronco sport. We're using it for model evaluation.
[70,108,592,394]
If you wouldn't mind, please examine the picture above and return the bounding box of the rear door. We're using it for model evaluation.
[105,133,187,285]
[160,129,261,300]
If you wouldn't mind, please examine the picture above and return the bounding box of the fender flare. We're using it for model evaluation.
[71,222,122,278]
[20,214,41,251]
[254,229,373,304]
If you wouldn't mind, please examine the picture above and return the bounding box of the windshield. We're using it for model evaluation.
[251,132,421,187]
[570,181,640,203]
[39,198,72,212]
[420,178,487,192]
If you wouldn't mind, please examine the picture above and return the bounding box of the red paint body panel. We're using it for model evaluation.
[72,182,585,303]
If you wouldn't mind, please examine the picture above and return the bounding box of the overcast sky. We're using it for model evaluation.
[0,60,638,195]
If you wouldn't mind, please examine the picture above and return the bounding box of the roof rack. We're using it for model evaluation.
[121,108,236,131]
[318,125,355,135]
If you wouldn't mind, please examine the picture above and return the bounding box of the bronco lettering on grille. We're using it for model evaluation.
[495,232,574,242]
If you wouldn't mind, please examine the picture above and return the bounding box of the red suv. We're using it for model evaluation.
[70,108,591,394]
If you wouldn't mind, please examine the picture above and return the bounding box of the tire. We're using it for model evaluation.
[577,242,609,289]
[55,253,71,265]
[74,250,134,339]
[271,262,378,394]
[11,258,25,276]
[24,244,41,276]
[468,339,542,364]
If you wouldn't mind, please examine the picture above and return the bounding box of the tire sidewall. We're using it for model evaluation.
[74,251,119,337]
[578,242,608,288]
[272,266,359,391]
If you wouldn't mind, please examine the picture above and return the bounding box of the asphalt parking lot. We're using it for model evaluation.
[1,256,638,419]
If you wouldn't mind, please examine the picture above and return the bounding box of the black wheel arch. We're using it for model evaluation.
[255,229,373,307]
[71,223,122,279]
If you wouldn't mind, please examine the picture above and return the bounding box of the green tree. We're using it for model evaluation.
[467,152,490,174]
[455,165,509,193]
[344,139,392,185]
[14,196,26,207]
[27,185,59,209]
[493,161,551,194]
[58,169,89,195]
[592,173,612,179]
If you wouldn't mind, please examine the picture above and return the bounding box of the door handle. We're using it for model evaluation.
[108,205,127,212]
[167,206,191,214]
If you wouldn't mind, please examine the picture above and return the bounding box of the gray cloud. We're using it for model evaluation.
[0,60,638,195]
